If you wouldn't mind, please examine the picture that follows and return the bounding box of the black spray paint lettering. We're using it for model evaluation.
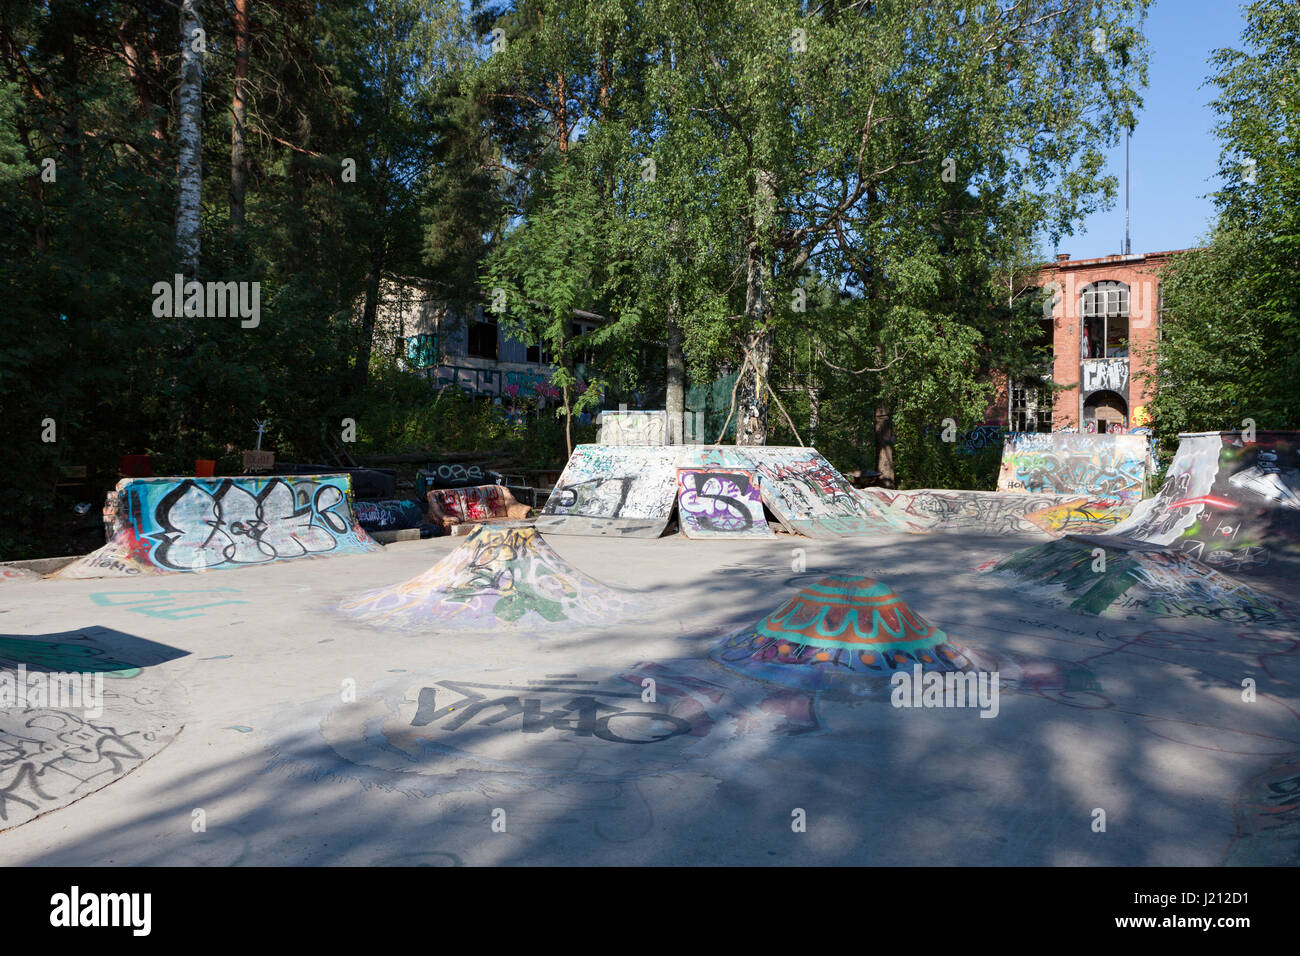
[410,683,692,744]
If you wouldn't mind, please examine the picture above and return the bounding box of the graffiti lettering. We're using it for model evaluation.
[677,468,769,537]
[409,680,693,744]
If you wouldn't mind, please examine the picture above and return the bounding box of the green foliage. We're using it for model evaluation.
[354,356,592,469]
[1145,0,1300,439]
[0,0,476,559]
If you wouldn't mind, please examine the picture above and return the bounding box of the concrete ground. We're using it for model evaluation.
[2,528,1298,866]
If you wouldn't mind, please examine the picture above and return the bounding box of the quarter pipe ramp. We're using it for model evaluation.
[57,474,380,578]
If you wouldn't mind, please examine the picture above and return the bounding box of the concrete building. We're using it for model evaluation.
[365,276,604,407]
[1005,249,1191,433]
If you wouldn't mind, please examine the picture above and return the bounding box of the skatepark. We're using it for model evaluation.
[2,430,1298,866]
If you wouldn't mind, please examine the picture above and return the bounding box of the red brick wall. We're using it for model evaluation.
[1034,251,1185,430]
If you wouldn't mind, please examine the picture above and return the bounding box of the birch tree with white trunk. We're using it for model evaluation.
[177,0,203,276]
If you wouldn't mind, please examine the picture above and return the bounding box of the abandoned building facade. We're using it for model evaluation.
[1001,248,1190,434]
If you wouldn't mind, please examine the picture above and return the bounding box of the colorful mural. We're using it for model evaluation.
[710,574,982,699]
[996,431,1149,503]
[539,444,886,538]
[338,525,643,630]
[1109,431,1300,582]
[58,475,379,578]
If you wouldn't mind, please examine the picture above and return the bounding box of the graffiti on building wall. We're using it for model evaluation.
[676,468,772,538]
[431,363,592,405]
[1081,358,1129,394]
[960,424,1006,454]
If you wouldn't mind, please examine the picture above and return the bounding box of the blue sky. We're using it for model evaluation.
[1062,0,1248,259]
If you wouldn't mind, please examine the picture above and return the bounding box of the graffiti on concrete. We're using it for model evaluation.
[353,499,424,532]
[420,462,501,489]
[61,475,379,577]
[0,632,182,830]
[1224,757,1300,865]
[863,488,1130,537]
[409,679,694,744]
[1227,452,1300,510]
[339,525,641,629]
[89,589,250,620]
[541,444,884,537]
[267,660,822,797]
[1109,432,1300,581]
[991,539,1293,624]
[676,468,771,537]
[151,479,354,570]
[996,432,1149,503]
[1111,434,1223,544]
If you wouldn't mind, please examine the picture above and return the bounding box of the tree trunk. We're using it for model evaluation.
[737,320,772,446]
[737,169,776,446]
[806,381,821,446]
[561,348,575,458]
[874,402,896,488]
[665,309,685,443]
[230,0,249,235]
[177,0,203,277]
[356,239,385,392]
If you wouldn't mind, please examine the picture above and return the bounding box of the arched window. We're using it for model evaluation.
[1079,280,1130,359]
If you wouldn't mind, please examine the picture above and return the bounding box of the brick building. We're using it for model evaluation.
[1003,249,1191,433]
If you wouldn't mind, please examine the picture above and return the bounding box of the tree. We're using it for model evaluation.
[177,0,203,275]
[1145,0,1300,437]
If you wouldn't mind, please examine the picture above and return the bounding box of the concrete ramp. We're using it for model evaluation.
[676,468,774,538]
[861,488,1131,537]
[1105,430,1300,584]
[538,444,885,538]
[996,432,1149,504]
[709,574,984,700]
[338,525,643,630]
[990,537,1295,624]
[57,474,380,578]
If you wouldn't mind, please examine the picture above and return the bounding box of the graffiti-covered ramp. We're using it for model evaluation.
[989,536,1297,625]
[337,524,644,631]
[537,444,887,538]
[860,488,1131,537]
[56,474,380,579]
[709,574,984,700]
[996,431,1150,504]
[1103,430,1300,589]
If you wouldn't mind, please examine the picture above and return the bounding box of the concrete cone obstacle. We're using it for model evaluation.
[338,524,642,630]
[709,574,982,699]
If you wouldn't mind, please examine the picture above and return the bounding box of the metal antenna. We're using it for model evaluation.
[1124,126,1132,255]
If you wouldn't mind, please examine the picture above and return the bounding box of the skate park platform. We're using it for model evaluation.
[3,492,1298,864]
